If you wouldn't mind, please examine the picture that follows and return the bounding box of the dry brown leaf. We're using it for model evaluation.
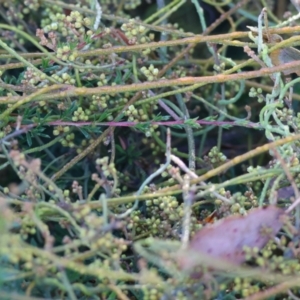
[179,206,284,271]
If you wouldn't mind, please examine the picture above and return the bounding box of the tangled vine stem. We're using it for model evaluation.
[0,57,297,183]
[82,134,300,209]
[2,58,300,106]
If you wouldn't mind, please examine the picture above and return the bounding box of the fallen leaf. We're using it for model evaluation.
[179,206,284,270]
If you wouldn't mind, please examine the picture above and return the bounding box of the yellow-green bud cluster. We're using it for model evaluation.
[91,95,109,111]
[52,72,75,84]
[72,107,91,121]
[97,73,108,86]
[61,133,75,148]
[275,107,294,126]
[121,19,146,41]
[96,156,117,178]
[22,67,46,86]
[206,146,227,165]
[120,18,152,55]
[56,45,78,62]
[43,11,91,37]
[53,125,70,136]
[249,87,264,103]
[141,64,159,81]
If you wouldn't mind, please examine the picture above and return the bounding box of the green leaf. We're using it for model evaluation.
[203,115,218,121]
[78,127,91,139]
[41,57,50,69]
[171,124,185,130]
[114,69,123,84]
[134,122,150,132]
[69,41,78,51]
[221,124,233,129]
[65,268,82,283]
[153,113,170,121]
[122,69,133,82]
[43,65,60,73]
[184,117,201,129]
[26,132,32,147]
[107,292,117,300]
[84,34,92,44]
[61,101,77,119]
[97,110,111,122]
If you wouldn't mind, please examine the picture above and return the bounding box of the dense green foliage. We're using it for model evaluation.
[1,0,300,299]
